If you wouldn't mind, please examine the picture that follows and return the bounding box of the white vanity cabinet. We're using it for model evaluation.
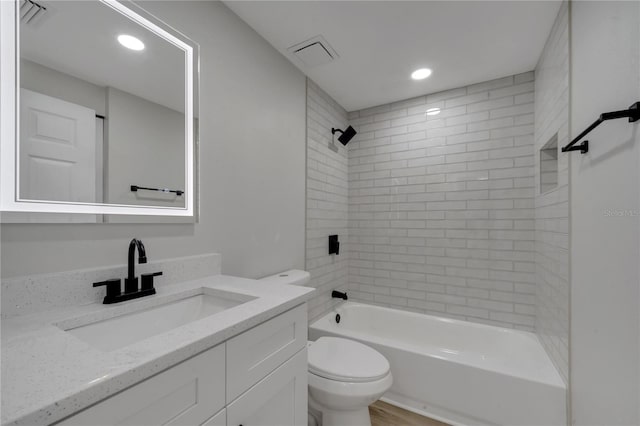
[56,304,308,426]
[227,349,307,426]
[226,301,307,401]
[57,343,226,426]
[226,303,308,426]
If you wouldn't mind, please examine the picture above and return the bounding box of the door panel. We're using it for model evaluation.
[20,88,96,203]
[12,88,100,222]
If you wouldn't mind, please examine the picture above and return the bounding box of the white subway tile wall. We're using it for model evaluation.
[347,72,536,330]
[534,1,570,383]
[306,79,350,322]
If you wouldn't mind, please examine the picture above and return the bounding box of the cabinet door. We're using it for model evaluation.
[227,304,307,401]
[227,348,307,426]
[57,344,225,426]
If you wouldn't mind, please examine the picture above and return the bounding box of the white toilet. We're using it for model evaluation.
[260,270,393,426]
[307,336,393,426]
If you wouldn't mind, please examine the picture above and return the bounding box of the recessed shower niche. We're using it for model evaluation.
[540,134,559,194]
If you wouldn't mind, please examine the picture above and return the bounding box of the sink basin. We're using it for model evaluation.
[62,290,254,351]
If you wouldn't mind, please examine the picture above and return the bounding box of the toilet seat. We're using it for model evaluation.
[308,337,390,383]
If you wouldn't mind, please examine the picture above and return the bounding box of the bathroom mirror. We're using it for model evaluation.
[0,0,198,220]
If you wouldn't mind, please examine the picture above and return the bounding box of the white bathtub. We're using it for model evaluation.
[309,302,566,426]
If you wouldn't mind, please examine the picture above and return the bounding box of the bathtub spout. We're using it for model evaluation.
[332,290,348,300]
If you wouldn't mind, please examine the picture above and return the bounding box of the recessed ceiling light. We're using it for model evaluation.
[426,107,441,116]
[411,68,432,80]
[117,34,145,51]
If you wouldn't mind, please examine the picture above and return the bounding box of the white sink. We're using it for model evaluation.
[62,290,254,351]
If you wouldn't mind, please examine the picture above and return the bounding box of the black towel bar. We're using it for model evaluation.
[130,185,184,196]
[562,102,639,154]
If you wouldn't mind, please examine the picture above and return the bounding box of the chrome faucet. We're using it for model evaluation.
[93,238,162,304]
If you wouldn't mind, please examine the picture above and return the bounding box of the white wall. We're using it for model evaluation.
[534,0,570,385]
[20,59,106,115]
[1,1,306,279]
[105,87,185,208]
[347,73,537,330]
[570,1,640,424]
[305,79,349,322]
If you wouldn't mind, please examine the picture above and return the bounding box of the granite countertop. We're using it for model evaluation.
[1,275,314,426]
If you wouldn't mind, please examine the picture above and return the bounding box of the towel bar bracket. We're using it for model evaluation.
[563,140,589,154]
[562,101,639,154]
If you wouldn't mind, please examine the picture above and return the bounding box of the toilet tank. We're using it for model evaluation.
[259,269,310,286]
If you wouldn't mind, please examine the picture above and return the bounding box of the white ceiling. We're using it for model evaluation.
[225,1,561,112]
[21,1,186,112]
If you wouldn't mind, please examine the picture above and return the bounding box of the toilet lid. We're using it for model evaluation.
[308,337,390,383]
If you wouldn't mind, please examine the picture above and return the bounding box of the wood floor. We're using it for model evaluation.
[369,401,449,426]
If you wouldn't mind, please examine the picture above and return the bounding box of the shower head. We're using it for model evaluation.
[331,126,357,146]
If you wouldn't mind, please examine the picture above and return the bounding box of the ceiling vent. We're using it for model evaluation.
[20,0,47,25]
[287,35,338,67]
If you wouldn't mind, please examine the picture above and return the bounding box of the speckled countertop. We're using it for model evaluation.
[1,275,314,426]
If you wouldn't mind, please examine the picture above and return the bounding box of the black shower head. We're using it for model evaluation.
[331,126,357,146]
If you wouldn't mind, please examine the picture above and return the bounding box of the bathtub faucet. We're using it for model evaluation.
[332,290,348,300]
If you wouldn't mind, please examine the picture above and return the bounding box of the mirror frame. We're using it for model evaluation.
[0,0,196,217]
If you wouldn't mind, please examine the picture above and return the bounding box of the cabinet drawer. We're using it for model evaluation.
[227,348,307,426]
[57,343,225,426]
[226,303,307,401]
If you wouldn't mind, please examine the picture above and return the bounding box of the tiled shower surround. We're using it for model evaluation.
[305,79,350,322]
[347,73,537,330]
[534,1,570,383]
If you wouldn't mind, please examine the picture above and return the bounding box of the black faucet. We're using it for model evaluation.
[125,238,147,293]
[332,290,348,300]
[93,238,162,304]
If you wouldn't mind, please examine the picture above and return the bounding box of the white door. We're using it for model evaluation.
[20,88,96,203]
[17,89,98,222]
